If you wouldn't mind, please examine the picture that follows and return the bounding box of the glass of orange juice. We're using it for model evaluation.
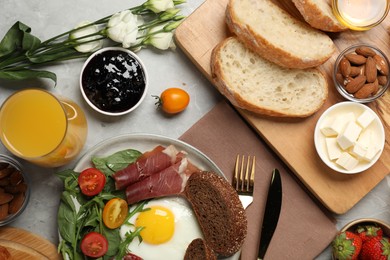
[0,89,88,167]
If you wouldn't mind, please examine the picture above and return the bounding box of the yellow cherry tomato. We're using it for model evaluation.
[102,198,128,229]
[155,88,190,114]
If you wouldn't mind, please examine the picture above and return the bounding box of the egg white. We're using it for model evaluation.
[119,196,203,260]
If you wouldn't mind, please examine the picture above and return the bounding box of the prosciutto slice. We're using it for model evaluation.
[125,158,201,205]
[113,145,181,190]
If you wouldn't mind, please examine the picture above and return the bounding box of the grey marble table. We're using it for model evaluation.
[1,0,389,259]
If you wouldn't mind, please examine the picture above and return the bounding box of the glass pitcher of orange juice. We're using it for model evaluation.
[0,89,88,167]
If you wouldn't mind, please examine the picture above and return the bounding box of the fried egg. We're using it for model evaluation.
[119,196,203,259]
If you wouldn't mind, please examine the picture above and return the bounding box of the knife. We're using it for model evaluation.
[257,168,282,260]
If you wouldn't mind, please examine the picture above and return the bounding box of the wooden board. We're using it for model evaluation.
[175,0,390,214]
[0,227,60,259]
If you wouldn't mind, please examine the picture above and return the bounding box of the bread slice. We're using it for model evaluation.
[292,0,348,32]
[183,171,246,257]
[226,0,335,69]
[211,37,328,117]
[184,238,217,260]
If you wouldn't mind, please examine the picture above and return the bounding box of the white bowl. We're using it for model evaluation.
[80,47,148,116]
[314,102,385,174]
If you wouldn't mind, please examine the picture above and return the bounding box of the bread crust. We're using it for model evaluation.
[184,238,217,260]
[292,0,348,32]
[184,171,247,257]
[226,0,335,69]
[210,37,328,118]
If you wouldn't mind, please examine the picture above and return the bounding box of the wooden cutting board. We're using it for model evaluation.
[0,227,60,259]
[175,0,390,214]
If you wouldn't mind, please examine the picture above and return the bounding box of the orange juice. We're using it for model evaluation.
[0,89,87,167]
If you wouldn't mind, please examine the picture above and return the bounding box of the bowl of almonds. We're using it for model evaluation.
[333,44,389,103]
[0,155,30,226]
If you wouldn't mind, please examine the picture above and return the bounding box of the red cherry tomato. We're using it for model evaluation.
[80,232,108,258]
[78,168,106,196]
[154,88,190,114]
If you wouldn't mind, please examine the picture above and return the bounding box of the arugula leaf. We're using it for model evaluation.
[92,149,142,174]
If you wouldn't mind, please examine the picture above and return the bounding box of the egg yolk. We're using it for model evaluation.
[135,206,175,244]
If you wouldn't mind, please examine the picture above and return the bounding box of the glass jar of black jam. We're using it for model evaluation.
[80,47,148,116]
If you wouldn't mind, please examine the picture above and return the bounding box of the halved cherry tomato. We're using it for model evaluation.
[78,168,106,196]
[102,198,129,229]
[154,88,190,114]
[80,232,108,258]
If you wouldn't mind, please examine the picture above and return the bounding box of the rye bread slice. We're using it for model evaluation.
[184,171,247,257]
[184,238,217,260]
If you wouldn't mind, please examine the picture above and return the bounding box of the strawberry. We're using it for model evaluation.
[356,225,383,242]
[359,236,390,260]
[332,231,362,260]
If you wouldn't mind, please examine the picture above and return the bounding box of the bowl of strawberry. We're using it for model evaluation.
[332,218,390,260]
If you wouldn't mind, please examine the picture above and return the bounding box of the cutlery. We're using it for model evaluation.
[233,155,255,209]
[258,169,282,260]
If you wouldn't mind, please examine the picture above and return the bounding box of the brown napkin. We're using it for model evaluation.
[179,101,337,260]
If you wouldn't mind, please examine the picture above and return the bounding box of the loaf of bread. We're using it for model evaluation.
[211,37,328,117]
[184,238,217,260]
[226,0,335,69]
[292,0,348,32]
[184,171,247,257]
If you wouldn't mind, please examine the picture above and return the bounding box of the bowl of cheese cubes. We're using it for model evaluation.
[314,102,385,174]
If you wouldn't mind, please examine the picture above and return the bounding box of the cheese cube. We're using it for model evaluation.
[336,152,359,171]
[357,129,372,148]
[357,110,375,129]
[325,138,342,160]
[321,113,355,137]
[350,142,368,160]
[337,121,362,150]
[363,145,381,162]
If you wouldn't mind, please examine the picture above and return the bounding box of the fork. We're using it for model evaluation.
[233,155,255,209]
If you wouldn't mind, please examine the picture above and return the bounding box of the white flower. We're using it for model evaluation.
[69,21,103,53]
[145,24,175,50]
[107,10,143,48]
[144,0,174,13]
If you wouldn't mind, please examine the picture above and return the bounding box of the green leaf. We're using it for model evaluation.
[102,225,121,257]
[92,149,142,174]
[58,200,77,245]
[0,21,41,57]
[56,169,77,181]
[0,69,56,83]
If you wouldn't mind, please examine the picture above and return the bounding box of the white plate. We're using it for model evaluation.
[75,133,223,174]
[72,133,240,260]
[314,102,385,174]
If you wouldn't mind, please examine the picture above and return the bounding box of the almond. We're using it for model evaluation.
[9,193,25,214]
[365,56,377,83]
[354,80,379,99]
[0,167,14,179]
[345,75,366,93]
[345,53,367,65]
[340,57,351,77]
[0,204,8,221]
[378,75,388,86]
[0,163,8,171]
[355,46,376,57]
[350,66,362,77]
[336,73,344,85]
[373,54,389,75]
[0,192,13,205]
